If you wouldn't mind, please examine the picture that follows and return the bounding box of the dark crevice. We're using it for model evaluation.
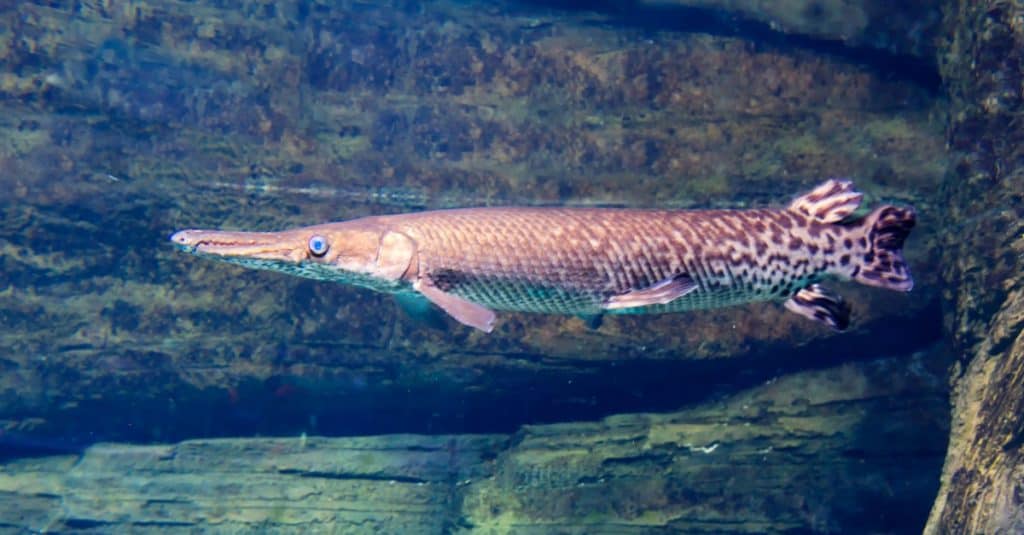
[512,0,942,92]
[63,519,113,529]
[131,521,197,527]
[277,468,428,484]
[841,447,948,459]
[0,431,86,461]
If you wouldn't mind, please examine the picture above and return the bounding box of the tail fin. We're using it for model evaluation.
[851,205,916,291]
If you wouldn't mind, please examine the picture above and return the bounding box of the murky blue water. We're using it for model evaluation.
[0,1,950,532]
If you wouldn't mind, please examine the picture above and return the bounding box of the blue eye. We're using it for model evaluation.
[308,235,329,256]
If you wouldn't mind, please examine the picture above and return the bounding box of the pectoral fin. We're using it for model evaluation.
[784,284,850,331]
[414,279,496,333]
[604,274,698,310]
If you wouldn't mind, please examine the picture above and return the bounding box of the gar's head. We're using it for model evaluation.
[170,220,416,288]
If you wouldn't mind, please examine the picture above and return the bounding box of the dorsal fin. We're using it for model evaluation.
[787,179,863,223]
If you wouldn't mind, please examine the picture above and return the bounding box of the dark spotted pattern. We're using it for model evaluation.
[852,205,915,291]
[383,203,879,315]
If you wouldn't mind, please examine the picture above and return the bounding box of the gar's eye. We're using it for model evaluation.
[307,235,329,257]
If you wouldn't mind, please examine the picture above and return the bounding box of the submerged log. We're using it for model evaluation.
[0,350,949,533]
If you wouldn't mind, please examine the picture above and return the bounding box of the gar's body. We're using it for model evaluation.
[171,180,915,332]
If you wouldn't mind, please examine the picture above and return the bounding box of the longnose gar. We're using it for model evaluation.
[171,180,915,333]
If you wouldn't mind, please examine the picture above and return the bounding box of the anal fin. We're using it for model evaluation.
[604,273,697,311]
[414,279,496,333]
[784,284,851,331]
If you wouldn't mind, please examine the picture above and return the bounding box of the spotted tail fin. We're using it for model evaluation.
[788,179,863,223]
[851,205,916,291]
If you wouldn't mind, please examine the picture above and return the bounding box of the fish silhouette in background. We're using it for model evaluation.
[172,180,915,333]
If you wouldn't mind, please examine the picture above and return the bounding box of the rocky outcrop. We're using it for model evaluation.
[638,0,944,60]
[0,349,949,533]
[925,1,1024,532]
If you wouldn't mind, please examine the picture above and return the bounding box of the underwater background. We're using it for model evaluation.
[0,0,1021,533]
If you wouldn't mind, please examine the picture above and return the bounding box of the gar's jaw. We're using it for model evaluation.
[170,229,316,280]
[170,229,305,262]
[169,225,407,290]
